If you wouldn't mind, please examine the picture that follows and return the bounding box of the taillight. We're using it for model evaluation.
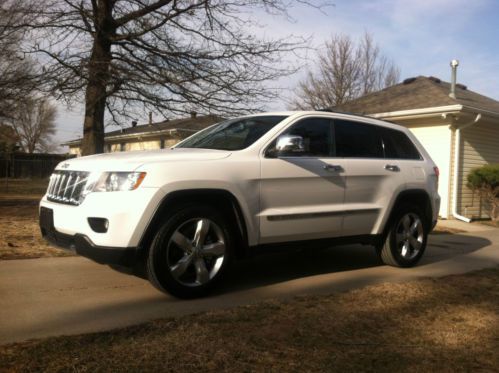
[433,166,440,188]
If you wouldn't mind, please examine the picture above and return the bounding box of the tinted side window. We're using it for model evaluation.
[280,117,333,157]
[334,120,383,158]
[379,127,422,160]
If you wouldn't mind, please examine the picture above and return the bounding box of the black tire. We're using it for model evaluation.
[147,204,235,298]
[378,204,428,267]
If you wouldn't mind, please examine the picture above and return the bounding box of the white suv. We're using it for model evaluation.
[40,111,440,298]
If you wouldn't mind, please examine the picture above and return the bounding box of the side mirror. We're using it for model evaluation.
[275,135,305,155]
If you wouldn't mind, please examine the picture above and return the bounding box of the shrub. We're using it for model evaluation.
[467,164,499,221]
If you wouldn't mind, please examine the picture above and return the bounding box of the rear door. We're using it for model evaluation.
[334,120,406,236]
[378,125,427,208]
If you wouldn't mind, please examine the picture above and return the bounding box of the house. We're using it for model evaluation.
[64,113,221,156]
[333,74,499,221]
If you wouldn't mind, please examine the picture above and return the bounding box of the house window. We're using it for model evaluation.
[160,138,165,149]
[120,143,126,152]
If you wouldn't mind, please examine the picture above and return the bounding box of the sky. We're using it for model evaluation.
[54,0,499,151]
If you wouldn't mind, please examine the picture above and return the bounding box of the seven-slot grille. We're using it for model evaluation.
[46,170,90,205]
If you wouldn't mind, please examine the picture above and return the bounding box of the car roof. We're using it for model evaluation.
[244,111,405,132]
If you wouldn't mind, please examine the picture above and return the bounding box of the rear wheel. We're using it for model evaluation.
[378,205,428,267]
[147,204,234,298]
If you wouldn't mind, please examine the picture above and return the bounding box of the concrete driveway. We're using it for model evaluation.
[1,222,498,345]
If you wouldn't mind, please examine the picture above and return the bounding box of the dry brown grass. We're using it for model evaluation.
[431,226,466,235]
[0,204,73,260]
[0,178,48,199]
[0,179,73,260]
[478,220,499,228]
[1,268,498,372]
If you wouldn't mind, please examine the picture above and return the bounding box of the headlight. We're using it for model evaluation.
[83,172,146,196]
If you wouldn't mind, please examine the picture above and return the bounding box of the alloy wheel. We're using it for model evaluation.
[395,213,424,260]
[166,218,226,287]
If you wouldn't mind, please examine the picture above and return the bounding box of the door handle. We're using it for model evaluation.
[385,164,400,172]
[324,164,344,172]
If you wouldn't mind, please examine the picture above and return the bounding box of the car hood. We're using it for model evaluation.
[55,148,232,172]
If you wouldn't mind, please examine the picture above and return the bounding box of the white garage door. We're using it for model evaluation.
[408,125,452,218]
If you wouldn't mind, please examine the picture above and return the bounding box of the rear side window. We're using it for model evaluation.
[334,120,383,158]
[379,127,422,160]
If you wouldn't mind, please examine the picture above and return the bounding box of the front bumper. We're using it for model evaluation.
[40,206,139,267]
[39,187,162,248]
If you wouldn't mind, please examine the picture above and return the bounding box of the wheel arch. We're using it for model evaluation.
[137,188,250,260]
[383,189,433,235]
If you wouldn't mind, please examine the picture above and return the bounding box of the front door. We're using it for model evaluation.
[259,117,346,244]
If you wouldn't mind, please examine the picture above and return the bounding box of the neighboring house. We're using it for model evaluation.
[333,75,499,221]
[64,113,221,156]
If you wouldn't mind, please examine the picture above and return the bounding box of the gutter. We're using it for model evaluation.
[369,105,463,120]
[451,113,482,222]
[63,129,179,146]
[63,126,204,147]
[369,104,499,122]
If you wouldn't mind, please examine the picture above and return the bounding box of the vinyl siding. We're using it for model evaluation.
[128,140,161,151]
[458,119,499,218]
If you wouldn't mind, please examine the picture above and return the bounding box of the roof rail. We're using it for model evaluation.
[316,108,376,120]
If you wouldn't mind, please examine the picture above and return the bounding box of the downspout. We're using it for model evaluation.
[452,113,481,222]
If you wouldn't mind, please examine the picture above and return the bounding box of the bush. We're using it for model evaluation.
[467,164,499,221]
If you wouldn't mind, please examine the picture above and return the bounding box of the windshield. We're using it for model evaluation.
[176,115,288,151]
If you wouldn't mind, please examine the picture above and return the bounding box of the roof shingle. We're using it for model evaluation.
[332,76,499,115]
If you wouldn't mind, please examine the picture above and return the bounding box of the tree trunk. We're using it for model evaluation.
[82,78,108,155]
[81,0,114,156]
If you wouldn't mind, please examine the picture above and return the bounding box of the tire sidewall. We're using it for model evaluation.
[148,204,234,298]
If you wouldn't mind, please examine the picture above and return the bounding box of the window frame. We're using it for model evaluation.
[264,116,335,159]
[377,126,423,161]
[332,119,385,159]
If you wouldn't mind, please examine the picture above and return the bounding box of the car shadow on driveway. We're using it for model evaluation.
[214,232,492,295]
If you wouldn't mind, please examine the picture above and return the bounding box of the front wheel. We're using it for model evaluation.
[378,205,428,267]
[147,204,234,298]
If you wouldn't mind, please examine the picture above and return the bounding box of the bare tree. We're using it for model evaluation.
[0,1,36,119]
[0,124,20,152]
[6,0,330,155]
[7,97,57,153]
[290,33,400,110]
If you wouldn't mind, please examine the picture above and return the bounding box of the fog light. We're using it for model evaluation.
[88,217,109,233]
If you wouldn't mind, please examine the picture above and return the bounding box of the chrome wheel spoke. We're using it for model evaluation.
[172,231,193,253]
[409,220,420,234]
[396,232,405,244]
[194,258,210,284]
[409,236,422,250]
[170,254,193,279]
[401,241,410,257]
[202,242,225,257]
[193,219,210,247]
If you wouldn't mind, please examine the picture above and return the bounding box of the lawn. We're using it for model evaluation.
[0,178,49,200]
[0,179,73,260]
[1,268,498,372]
[0,204,73,260]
